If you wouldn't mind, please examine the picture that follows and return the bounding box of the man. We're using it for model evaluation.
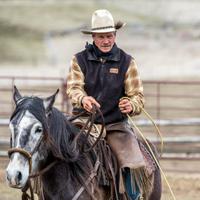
[67,9,145,200]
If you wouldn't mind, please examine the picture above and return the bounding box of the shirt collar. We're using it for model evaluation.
[86,43,120,62]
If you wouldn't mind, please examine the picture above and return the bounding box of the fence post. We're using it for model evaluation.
[156,82,161,124]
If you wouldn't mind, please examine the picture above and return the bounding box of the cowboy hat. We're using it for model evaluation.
[81,9,126,34]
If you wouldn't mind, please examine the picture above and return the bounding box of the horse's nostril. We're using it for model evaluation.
[16,171,22,183]
[6,171,11,182]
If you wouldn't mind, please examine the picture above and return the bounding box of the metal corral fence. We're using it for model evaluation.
[143,80,200,121]
[0,76,70,117]
[0,76,200,159]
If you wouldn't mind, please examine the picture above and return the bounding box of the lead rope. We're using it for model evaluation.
[127,107,177,200]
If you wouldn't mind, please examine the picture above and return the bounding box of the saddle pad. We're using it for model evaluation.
[139,141,157,176]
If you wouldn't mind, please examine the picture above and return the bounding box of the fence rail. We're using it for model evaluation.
[0,75,69,117]
[0,138,199,160]
[1,76,200,159]
[1,76,200,118]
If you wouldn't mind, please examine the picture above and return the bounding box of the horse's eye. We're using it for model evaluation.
[35,127,43,133]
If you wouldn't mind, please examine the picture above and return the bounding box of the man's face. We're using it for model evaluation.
[92,32,116,53]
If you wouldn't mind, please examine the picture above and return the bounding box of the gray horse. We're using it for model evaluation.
[6,87,161,200]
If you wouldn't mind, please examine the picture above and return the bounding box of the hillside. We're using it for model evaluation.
[0,0,200,80]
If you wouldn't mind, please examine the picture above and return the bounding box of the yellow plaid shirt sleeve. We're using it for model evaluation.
[124,58,145,115]
[66,56,87,108]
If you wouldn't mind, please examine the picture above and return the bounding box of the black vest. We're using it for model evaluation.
[74,44,132,124]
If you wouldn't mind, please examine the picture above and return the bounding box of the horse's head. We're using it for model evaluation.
[6,86,59,189]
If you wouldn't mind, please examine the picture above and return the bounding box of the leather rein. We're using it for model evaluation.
[7,105,105,200]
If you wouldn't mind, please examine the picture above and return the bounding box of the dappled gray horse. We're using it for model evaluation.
[6,87,161,200]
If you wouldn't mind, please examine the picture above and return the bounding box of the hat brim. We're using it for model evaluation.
[81,21,126,34]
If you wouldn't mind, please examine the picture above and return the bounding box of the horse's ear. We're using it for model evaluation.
[43,89,59,114]
[13,85,22,105]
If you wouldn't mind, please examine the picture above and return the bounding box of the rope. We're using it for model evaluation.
[127,113,177,200]
[120,97,163,154]
[140,107,164,155]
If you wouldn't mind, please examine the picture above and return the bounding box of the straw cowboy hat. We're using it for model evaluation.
[81,9,126,34]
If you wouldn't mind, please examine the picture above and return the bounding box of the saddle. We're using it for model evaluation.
[72,117,157,173]
[71,118,119,198]
[72,118,157,199]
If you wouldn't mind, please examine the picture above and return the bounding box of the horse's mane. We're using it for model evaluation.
[47,107,97,182]
[47,107,79,161]
[11,96,96,183]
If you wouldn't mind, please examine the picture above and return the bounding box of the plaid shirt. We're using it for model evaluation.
[67,55,144,116]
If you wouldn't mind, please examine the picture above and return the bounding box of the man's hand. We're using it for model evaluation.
[82,96,100,112]
[119,98,133,114]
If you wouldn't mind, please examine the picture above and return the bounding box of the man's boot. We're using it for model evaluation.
[124,168,143,200]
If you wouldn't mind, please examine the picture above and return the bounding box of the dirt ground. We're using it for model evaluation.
[1,159,200,200]
[0,173,200,200]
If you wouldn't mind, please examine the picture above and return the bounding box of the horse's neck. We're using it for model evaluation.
[42,162,77,199]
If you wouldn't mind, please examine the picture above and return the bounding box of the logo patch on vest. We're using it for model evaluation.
[109,68,119,74]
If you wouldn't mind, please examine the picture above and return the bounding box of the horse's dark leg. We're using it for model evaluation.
[148,167,162,200]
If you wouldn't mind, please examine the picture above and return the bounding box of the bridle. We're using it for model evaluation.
[7,105,105,200]
[8,130,46,200]
[8,132,44,174]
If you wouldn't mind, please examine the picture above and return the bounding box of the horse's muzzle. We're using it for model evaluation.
[7,169,23,188]
[6,153,29,189]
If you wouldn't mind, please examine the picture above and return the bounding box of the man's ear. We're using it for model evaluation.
[43,89,59,114]
[13,85,22,105]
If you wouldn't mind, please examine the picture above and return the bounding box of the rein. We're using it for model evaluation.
[83,105,105,153]
[72,159,100,200]
[69,105,105,153]
[69,105,105,200]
